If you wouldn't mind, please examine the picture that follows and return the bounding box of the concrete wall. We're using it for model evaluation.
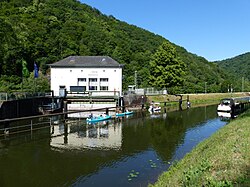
[0,97,53,120]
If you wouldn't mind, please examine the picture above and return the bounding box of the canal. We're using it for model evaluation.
[0,105,227,187]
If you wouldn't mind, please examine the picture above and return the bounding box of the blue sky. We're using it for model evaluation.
[80,0,250,61]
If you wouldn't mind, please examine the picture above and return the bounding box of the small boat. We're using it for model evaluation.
[86,115,112,123]
[148,105,161,113]
[217,97,250,118]
[116,111,134,117]
[217,98,231,113]
[217,99,233,118]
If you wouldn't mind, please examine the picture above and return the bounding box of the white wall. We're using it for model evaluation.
[51,67,122,96]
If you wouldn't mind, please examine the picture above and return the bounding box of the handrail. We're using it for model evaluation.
[0,105,128,136]
[0,91,53,101]
[0,120,51,137]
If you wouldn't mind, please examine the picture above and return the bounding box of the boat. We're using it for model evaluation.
[217,98,234,118]
[116,111,134,117]
[86,115,112,123]
[217,97,250,118]
[148,105,161,113]
[217,98,231,112]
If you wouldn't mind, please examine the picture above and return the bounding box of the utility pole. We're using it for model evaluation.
[205,82,207,94]
[231,84,233,97]
[134,71,137,88]
[242,77,244,93]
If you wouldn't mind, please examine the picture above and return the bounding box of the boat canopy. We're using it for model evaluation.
[220,97,250,106]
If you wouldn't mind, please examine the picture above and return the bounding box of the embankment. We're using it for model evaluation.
[150,110,250,186]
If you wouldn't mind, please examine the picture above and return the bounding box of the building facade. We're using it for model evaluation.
[50,56,123,96]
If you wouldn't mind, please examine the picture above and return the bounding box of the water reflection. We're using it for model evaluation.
[0,105,227,187]
[217,111,231,118]
[50,121,122,150]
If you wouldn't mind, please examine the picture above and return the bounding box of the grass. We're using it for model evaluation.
[149,110,250,187]
[148,92,249,107]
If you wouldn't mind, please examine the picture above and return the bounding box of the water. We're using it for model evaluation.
[0,105,227,187]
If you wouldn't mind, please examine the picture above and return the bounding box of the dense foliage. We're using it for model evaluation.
[149,41,186,90]
[216,52,250,92]
[0,0,243,93]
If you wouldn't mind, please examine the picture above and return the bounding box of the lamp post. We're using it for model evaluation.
[205,82,207,94]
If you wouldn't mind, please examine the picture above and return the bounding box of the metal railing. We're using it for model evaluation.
[0,119,52,136]
[0,106,121,137]
[123,87,167,96]
[0,92,52,101]
[66,90,120,98]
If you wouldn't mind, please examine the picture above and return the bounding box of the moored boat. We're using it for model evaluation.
[86,115,112,123]
[116,111,134,117]
[148,105,161,113]
[217,98,231,113]
[217,97,250,118]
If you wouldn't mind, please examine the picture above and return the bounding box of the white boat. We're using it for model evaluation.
[148,105,161,113]
[217,98,233,118]
[217,97,250,118]
[217,98,231,113]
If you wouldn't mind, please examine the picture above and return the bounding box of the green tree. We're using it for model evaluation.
[0,75,21,92]
[149,41,186,90]
[0,0,233,93]
[21,71,50,92]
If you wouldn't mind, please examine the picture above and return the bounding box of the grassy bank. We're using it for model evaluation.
[148,92,249,107]
[150,111,250,187]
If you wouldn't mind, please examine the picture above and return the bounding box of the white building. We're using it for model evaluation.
[49,56,123,97]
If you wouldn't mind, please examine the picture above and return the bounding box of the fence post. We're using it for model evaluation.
[63,100,68,121]
[64,123,68,144]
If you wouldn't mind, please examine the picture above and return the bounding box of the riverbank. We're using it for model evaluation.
[148,92,249,105]
[150,110,250,187]
[147,92,249,108]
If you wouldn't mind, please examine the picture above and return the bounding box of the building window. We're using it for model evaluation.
[89,78,97,82]
[70,86,86,92]
[89,86,97,90]
[100,78,108,82]
[100,86,108,91]
[78,78,86,82]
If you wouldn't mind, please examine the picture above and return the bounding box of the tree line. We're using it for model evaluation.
[0,0,248,93]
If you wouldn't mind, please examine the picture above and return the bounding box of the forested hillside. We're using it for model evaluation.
[0,0,241,93]
[216,52,250,82]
